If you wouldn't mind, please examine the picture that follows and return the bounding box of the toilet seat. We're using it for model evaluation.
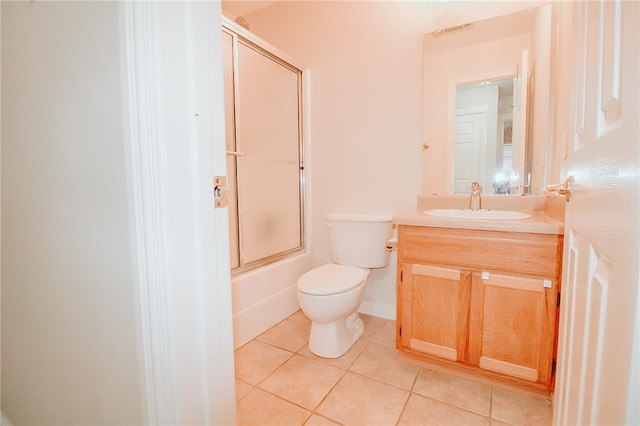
[298,264,367,296]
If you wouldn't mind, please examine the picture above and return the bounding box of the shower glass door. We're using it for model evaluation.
[223,24,304,273]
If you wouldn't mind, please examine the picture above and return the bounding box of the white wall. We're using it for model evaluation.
[1,2,143,423]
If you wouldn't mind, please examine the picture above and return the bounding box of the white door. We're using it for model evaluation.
[553,1,639,425]
[454,108,487,193]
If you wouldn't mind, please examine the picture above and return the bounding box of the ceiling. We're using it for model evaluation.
[221,0,280,19]
[220,0,552,35]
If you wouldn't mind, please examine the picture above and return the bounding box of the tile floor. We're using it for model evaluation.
[234,311,553,426]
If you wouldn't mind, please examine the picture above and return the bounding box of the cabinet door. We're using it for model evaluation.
[469,272,557,384]
[400,263,471,361]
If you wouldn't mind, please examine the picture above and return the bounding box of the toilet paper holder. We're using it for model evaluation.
[385,237,398,251]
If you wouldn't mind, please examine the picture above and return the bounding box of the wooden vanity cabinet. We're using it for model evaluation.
[396,225,563,392]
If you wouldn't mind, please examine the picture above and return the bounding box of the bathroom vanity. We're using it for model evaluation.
[394,196,565,394]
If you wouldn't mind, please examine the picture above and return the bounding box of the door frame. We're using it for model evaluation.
[119,2,235,424]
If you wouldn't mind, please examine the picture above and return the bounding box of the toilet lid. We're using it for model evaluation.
[298,264,367,296]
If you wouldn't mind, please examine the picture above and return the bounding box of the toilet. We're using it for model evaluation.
[297,213,393,358]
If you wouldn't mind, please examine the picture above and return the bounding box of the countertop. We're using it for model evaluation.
[393,195,565,235]
[393,209,564,234]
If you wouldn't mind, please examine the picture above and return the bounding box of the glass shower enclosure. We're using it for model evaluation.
[222,20,305,273]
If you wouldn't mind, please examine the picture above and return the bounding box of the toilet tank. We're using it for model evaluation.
[325,213,394,268]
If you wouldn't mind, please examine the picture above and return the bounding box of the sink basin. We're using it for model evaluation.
[423,209,531,220]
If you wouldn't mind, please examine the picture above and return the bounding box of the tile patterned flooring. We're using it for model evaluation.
[234,311,553,426]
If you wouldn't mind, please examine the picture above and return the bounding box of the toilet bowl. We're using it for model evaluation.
[297,264,371,358]
[296,213,393,358]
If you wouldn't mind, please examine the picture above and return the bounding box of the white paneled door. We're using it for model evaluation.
[553,1,639,425]
[454,109,487,193]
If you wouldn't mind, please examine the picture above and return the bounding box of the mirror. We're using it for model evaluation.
[422,5,552,195]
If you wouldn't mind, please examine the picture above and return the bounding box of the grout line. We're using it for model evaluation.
[409,392,493,422]
[489,385,494,421]
[345,367,416,394]
[307,370,348,425]
[235,341,296,388]
[394,373,420,425]
[304,413,347,426]
[407,367,494,420]
[408,367,420,393]
[248,386,312,423]
[233,377,255,403]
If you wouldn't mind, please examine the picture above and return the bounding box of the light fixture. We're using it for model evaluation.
[235,16,250,30]
[432,23,472,37]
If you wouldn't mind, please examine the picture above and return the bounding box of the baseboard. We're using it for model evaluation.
[359,298,396,320]
[232,283,299,349]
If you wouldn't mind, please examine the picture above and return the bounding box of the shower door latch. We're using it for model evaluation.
[213,176,228,208]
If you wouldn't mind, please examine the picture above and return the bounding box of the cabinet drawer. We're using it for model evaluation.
[398,225,563,278]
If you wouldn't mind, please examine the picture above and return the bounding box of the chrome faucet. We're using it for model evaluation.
[469,181,482,211]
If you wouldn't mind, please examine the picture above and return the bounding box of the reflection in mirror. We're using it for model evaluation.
[453,78,520,194]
